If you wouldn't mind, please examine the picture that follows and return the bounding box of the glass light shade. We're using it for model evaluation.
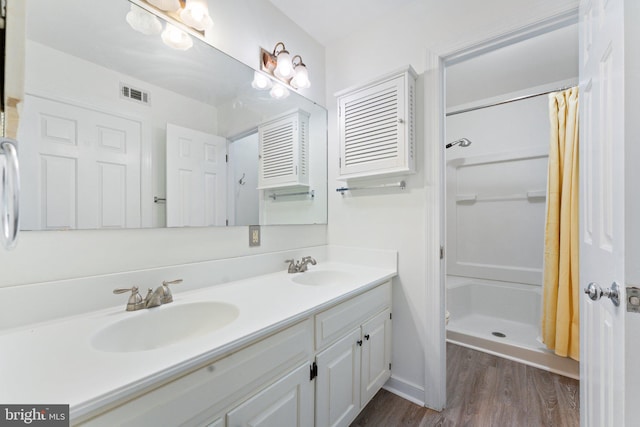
[179,0,213,31]
[270,84,290,100]
[251,71,273,90]
[274,51,294,79]
[161,23,194,50]
[146,0,181,11]
[290,64,310,89]
[126,5,162,35]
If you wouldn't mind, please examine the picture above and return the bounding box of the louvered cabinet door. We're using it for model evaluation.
[338,68,415,179]
[258,110,309,189]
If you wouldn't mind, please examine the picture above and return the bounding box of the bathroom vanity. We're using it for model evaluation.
[0,246,396,427]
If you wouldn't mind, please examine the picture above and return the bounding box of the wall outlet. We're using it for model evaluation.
[249,225,261,247]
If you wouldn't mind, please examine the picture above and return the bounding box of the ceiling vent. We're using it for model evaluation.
[120,83,150,105]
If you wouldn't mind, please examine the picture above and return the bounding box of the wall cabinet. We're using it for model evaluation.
[336,67,416,180]
[80,282,391,427]
[258,109,310,190]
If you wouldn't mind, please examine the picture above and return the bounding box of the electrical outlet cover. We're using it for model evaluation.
[249,225,261,247]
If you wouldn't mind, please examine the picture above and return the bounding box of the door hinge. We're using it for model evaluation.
[440,246,445,260]
[310,362,318,381]
[225,154,229,163]
[389,363,392,370]
[390,312,392,320]
[339,157,342,169]
[225,219,229,226]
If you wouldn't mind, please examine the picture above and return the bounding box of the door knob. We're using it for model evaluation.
[584,282,620,306]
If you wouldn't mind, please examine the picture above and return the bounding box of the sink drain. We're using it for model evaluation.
[492,332,506,338]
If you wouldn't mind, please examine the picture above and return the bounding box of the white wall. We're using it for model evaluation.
[229,133,260,226]
[0,0,327,288]
[325,0,579,407]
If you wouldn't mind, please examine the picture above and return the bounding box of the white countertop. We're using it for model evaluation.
[0,261,395,421]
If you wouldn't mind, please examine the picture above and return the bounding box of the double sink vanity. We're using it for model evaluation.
[0,246,397,426]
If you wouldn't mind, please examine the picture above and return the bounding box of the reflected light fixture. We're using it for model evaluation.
[251,71,273,90]
[179,0,213,31]
[260,42,311,91]
[126,4,162,35]
[270,84,290,100]
[161,22,194,50]
[145,0,181,11]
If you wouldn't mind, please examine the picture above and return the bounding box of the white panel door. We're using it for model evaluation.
[19,95,141,230]
[360,309,392,408]
[579,0,625,426]
[315,328,361,427]
[166,124,227,227]
[226,363,313,427]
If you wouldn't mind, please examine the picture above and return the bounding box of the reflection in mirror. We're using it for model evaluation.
[18,0,327,230]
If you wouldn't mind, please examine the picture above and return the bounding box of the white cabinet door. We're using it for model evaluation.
[226,362,313,427]
[337,68,416,179]
[166,123,227,227]
[360,308,391,407]
[315,328,361,427]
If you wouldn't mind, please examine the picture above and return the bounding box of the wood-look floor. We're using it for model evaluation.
[351,343,579,427]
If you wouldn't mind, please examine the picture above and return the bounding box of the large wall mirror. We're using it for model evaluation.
[17,0,327,230]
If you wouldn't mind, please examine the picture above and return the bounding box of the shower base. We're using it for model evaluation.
[446,277,579,379]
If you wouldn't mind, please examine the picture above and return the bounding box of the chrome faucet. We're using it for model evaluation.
[114,279,183,311]
[285,256,317,273]
[298,256,317,272]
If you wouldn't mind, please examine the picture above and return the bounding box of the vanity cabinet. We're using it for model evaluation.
[80,319,313,427]
[78,281,392,427]
[314,282,392,427]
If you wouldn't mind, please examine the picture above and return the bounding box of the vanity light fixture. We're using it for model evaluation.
[260,42,311,90]
[161,22,193,50]
[290,55,310,89]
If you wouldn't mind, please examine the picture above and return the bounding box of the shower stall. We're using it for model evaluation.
[444,92,579,379]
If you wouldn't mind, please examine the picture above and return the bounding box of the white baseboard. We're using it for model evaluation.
[383,375,426,407]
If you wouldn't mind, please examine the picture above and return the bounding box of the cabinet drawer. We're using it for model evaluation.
[315,282,391,350]
[81,319,313,427]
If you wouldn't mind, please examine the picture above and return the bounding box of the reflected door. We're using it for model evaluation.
[166,124,227,227]
[19,95,142,230]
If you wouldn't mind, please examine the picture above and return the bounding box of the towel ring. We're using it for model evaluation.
[0,139,20,250]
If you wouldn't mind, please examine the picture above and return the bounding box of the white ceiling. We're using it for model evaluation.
[267,0,419,46]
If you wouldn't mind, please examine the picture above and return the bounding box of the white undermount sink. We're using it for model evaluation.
[290,270,356,286]
[91,301,239,352]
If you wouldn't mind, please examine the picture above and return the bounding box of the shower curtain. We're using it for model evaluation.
[542,87,579,361]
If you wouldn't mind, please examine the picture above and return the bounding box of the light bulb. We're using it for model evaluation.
[270,84,289,99]
[146,0,181,11]
[274,51,294,79]
[161,23,193,50]
[126,4,162,35]
[180,0,213,31]
[251,71,272,90]
[291,64,310,89]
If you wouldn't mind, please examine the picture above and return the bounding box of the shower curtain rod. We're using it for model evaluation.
[446,85,576,117]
